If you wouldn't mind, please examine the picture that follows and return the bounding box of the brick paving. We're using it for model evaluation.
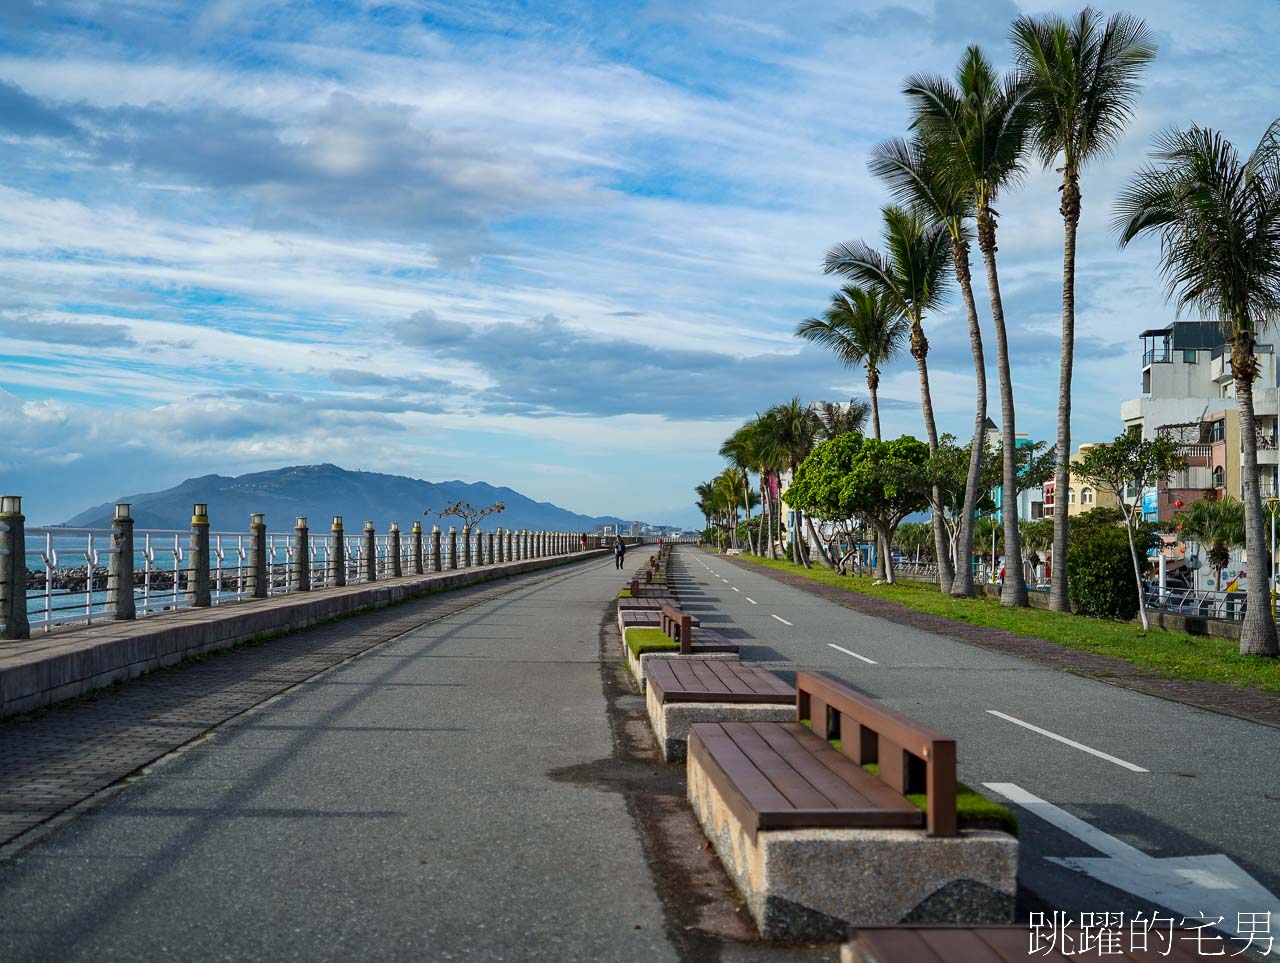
[724,555,1280,729]
[0,565,579,848]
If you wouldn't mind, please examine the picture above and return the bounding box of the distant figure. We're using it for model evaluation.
[614,537,627,570]
[581,534,588,552]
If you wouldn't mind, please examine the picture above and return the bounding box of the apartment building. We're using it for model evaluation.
[1041,443,1122,517]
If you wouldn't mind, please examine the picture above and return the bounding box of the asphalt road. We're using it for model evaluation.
[0,556,676,962]
[678,549,1280,944]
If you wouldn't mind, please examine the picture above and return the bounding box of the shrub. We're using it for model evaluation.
[1066,526,1138,621]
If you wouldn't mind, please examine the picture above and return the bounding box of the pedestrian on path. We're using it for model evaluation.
[614,537,626,570]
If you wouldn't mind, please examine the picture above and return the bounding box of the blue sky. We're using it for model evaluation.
[1,0,1278,527]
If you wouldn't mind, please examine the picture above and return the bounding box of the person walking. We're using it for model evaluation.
[614,537,626,570]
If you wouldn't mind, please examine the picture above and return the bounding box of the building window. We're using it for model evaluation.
[1210,419,1225,443]
[1068,487,1077,505]
[1183,349,1197,363]
[1081,487,1095,505]
[1212,465,1225,489]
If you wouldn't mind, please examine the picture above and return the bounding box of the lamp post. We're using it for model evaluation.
[1267,498,1280,616]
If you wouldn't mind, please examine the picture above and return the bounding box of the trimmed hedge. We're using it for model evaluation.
[1066,526,1138,621]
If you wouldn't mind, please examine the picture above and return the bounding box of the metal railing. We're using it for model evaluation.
[1144,586,1248,621]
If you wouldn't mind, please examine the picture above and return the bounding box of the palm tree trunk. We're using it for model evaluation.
[1050,176,1080,612]
[978,209,1027,606]
[806,515,834,568]
[950,237,985,598]
[909,318,955,594]
[1123,505,1150,631]
[867,369,882,440]
[1232,339,1279,655]
[742,472,755,554]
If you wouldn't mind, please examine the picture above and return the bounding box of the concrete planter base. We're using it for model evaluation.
[622,636,738,693]
[645,684,791,762]
[688,748,1018,941]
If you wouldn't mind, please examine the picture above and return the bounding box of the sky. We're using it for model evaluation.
[1,0,1278,528]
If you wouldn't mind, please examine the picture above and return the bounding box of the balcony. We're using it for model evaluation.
[1143,347,1172,366]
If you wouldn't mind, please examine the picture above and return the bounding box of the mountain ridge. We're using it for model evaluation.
[62,463,667,533]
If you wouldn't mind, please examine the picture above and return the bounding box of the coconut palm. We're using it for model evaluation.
[796,286,906,441]
[719,427,757,553]
[746,409,789,559]
[1177,496,1246,590]
[1116,121,1280,654]
[1013,8,1156,613]
[905,46,1031,606]
[769,397,823,567]
[815,398,871,440]
[825,205,956,593]
[869,136,986,599]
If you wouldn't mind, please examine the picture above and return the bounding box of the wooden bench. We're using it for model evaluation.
[687,673,1014,941]
[659,603,736,654]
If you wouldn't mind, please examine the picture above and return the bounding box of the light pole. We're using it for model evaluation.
[1267,497,1279,616]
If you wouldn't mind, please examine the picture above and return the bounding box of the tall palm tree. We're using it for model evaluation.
[795,286,906,441]
[1115,121,1280,655]
[720,426,758,554]
[826,205,956,593]
[869,136,985,599]
[746,409,788,559]
[1013,8,1157,613]
[769,397,822,567]
[905,46,1031,606]
[815,398,871,439]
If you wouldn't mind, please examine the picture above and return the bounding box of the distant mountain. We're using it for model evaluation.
[63,464,663,534]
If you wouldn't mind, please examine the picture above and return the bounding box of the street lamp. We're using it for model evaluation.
[1266,498,1280,615]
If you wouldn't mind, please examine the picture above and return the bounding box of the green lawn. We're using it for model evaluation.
[625,626,677,658]
[736,554,1280,692]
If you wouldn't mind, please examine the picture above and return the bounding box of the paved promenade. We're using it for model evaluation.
[0,556,675,961]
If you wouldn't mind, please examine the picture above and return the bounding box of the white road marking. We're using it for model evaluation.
[770,614,792,626]
[984,782,1279,944]
[986,710,1148,773]
[745,597,757,604]
[827,643,876,664]
[731,587,740,592]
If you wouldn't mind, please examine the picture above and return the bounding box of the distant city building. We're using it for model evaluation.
[985,418,1045,522]
[1042,443,1121,518]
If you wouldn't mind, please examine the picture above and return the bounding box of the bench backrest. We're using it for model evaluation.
[660,603,693,654]
[796,671,957,836]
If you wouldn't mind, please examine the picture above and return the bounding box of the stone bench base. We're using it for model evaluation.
[687,747,1018,942]
[622,636,738,693]
[645,684,791,762]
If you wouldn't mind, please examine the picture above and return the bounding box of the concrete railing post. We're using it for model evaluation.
[412,521,424,574]
[487,531,495,566]
[448,526,458,570]
[462,525,472,567]
[293,517,311,592]
[331,517,346,587]
[389,523,402,578]
[474,529,484,566]
[108,502,136,621]
[0,495,30,640]
[362,521,377,582]
[431,524,442,572]
[506,529,514,562]
[188,503,211,607]
[496,527,504,564]
[249,514,268,597]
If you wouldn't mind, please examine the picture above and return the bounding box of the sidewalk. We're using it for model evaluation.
[0,556,675,961]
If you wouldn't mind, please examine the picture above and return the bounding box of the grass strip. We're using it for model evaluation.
[738,555,1280,692]
[625,626,678,659]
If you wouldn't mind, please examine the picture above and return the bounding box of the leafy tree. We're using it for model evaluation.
[1072,429,1183,630]
[825,206,956,593]
[1067,526,1139,620]
[770,397,824,567]
[796,287,905,441]
[1115,119,1280,655]
[1176,496,1246,589]
[785,434,932,583]
[906,46,1031,606]
[1013,8,1156,614]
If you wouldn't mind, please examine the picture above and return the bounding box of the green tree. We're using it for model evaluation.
[814,398,871,440]
[1176,496,1246,590]
[825,206,956,593]
[795,286,906,441]
[1115,120,1280,655]
[906,46,1031,606]
[1072,430,1183,630]
[1013,8,1157,614]
[870,135,986,599]
[769,397,824,567]
[719,427,757,553]
[784,434,932,583]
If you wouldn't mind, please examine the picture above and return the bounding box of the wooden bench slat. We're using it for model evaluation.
[720,722,874,812]
[852,929,948,963]
[670,659,712,692]
[648,660,793,705]
[687,658,727,691]
[690,723,796,823]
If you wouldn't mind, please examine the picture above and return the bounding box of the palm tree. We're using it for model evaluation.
[905,46,1031,606]
[795,286,906,441]
[1177,497,1246,590]
[826,205,956,593]
[1115,121,1280,655]
[869,136,986,599]
[815,398,871,439]
[1013,8,1156,614]
[719,427,757,553]
[746,409,788,559]
[769,397,822,567]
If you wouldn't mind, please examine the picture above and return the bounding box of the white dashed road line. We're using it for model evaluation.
[827,643,877,664]
[745,597,757,605]
[770,614,792,626]
[731,586,740,592]
[986,710,1149,773]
